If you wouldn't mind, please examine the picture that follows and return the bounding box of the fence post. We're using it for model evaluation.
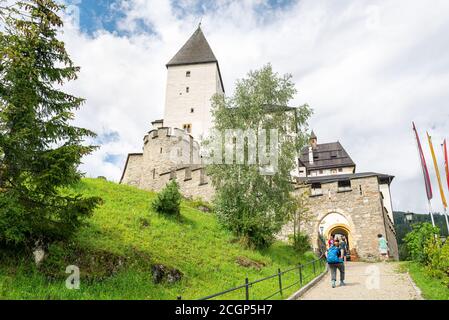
[299,264,303,287]
[278,268,283,296]
[245,277,250,301]
[313,260,316,275]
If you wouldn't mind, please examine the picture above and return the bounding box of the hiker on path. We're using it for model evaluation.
[325,239,345,288]
[378,234,389,261]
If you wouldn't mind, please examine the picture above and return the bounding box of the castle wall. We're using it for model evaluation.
[120,153,143,187]
[121,127,214,202]
[282,176,399,261]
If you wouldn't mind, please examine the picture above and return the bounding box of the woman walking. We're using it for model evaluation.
[377,234,389,261]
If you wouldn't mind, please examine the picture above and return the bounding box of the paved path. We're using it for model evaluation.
[300,262,422,300]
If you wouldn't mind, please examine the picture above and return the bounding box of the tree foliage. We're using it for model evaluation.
[206,64,312,248]
[0,0,101,246]
[290,189,313,253]
[404,223,439,263]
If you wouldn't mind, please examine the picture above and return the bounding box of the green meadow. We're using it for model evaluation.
[0,178,321,300]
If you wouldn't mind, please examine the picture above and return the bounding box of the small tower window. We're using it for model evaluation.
[183,124,192,133]
[186,71,191,77]
[186,87,189,93]
[160,147,163,154]
[190,108,194,113]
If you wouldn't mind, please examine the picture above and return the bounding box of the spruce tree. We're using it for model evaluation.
[0,0,101,246]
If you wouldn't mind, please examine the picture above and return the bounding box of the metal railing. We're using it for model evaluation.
[179,254,326,301]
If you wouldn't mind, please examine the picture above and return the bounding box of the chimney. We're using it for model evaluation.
[309,146,314,164]
[310,130,317,148]
[152,119,164,130]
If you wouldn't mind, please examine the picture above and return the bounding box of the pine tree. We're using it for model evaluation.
[0,0,101,246]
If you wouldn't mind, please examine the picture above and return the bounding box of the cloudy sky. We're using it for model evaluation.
[50,0,449,215]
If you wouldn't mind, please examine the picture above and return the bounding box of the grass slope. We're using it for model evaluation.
[0,179,320,300]
[402,262,449,300]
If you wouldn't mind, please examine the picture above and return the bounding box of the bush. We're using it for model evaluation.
[152,180,182,216]
[424,238,449,287]
[403,223,439,263]
[289,232,311,255]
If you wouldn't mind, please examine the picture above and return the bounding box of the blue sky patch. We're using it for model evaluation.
[104,153,124,165]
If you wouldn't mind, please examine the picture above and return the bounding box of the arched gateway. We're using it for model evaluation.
[289,133,399,260]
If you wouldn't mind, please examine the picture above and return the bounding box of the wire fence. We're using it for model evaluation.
[176,253,327,301]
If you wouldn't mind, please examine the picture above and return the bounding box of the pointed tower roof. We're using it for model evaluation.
[310,130,317,139]
[166,26,225,92]
[167,26,218,67]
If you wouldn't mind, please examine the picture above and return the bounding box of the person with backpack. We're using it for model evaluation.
[325,239,345,288]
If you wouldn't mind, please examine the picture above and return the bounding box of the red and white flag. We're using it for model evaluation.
[412,122,433,200]
[444,139,449,192]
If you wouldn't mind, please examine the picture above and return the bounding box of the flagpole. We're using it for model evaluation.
[441,142,449,233]
[428,199,436,228]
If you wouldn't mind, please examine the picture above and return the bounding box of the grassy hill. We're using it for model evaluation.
[0,178,319,300]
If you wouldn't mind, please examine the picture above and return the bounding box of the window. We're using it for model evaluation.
[186,71,191,77]
[338,180,352,192]
[319,170,324,174]
[190,108,195,113]
[338,168,343,172]
[186,87,189,93]
[160,147,163,153]
[311,183,323,196]
[183,124,192,133]
[152,169,156,179]
[359,185,363,195]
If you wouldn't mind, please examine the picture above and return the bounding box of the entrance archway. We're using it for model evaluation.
[327,225,351,252]
[318,212,354,249]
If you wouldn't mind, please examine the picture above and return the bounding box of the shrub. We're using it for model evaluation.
[289,232,311,255]
[403,223,439,263]
[152,180,182,216]
[424,238,449,286]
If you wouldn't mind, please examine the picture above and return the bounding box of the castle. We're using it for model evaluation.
[120,27,399,260]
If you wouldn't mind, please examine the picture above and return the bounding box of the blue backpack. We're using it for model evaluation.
[327,246,341,264]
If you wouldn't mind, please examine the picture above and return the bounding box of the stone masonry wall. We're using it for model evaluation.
[121,127,214,202]
[284,176,399,261]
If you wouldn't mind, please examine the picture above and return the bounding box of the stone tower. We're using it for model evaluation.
[163,26,225,141]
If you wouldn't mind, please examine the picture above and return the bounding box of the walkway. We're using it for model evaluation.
[299,262,422,300]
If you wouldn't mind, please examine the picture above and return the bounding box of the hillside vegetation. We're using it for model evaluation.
[0,179,318,300]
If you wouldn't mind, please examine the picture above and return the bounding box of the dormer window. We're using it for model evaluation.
[186,71,191,77]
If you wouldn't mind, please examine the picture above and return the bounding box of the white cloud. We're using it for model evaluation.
[59,0,449,214]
